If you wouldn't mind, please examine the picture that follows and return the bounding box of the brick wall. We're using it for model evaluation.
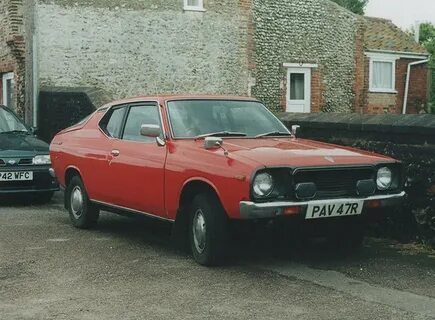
[367,92,397,113]
[353,19,366,114]
[310,69,323,113]
[0,0,26,117]
[362,57,429,114]
[402,60,428,114]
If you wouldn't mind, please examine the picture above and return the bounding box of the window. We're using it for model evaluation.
[101,106,127,138]
[122,105,161,143]
[369,55,397,93]
[286,67,311,113]
[0,107,28,133]
[290,73,305,100]
[167,100,289,138]
[183,0,205,11]
[2,73,15,109]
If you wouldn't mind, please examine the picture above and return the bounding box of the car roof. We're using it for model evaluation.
[103,95,260,109]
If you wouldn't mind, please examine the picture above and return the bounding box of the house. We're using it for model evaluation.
[0,0,430,141]
[356,17,430,114]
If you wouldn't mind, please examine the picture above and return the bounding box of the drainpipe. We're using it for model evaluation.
[32,34,38,127]
[402,59,429,114]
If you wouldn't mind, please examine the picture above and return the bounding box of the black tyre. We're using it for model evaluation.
[65,176,99,229]
[33,191,54,204]
[189,192,229,266]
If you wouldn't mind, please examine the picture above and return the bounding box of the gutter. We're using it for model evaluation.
[366,49,429,59]
[402,59,429,114]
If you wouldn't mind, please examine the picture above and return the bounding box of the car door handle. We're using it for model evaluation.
[110,150,120,157]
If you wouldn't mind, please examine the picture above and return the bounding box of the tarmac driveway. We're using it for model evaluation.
[1,193,435,320]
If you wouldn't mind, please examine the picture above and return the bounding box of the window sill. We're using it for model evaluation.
[369,89,398,94]
[183,7,206,12]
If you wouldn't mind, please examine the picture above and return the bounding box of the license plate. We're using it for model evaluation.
[0,171,33,181]
[306,200,363,220]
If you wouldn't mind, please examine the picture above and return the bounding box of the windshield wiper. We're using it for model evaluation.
[0,130,29,135]
[195,131,247,140]
[255,131,292,138]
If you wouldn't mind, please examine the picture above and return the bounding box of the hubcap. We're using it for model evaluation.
[193,209,207,254]
[70,186,84,219]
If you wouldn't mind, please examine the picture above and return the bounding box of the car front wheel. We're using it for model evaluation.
[66,176,99,229]
[189,192,229,266]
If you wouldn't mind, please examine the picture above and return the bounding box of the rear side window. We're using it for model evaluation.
[100,106,126,138]
[122,105,161,143]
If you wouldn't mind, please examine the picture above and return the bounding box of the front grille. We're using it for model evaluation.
[0,159,5,166]
[19,158,33,165]
[293,167,375,199]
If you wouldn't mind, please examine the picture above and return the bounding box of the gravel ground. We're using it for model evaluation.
[1,192,435,320]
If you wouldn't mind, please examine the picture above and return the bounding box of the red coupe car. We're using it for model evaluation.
[50,95,405,265]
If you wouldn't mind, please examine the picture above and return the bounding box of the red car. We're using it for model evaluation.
[50,96,405,265]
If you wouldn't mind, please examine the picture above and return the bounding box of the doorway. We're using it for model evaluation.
[286,67,311,113]
[2,72,15,110]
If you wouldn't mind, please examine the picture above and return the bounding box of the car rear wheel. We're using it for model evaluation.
[189,192,229,266]
[66,176,99,229]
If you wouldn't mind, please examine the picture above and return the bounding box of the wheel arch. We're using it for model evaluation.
[178,178,223,215]
[171,178,225,250]
[65,166,82,187]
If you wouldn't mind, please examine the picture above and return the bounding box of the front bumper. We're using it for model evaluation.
[239,192,406,219]
[0,166,59,194]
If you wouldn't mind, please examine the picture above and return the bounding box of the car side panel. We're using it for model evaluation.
[50,113,115,202]
[164,140,257,220]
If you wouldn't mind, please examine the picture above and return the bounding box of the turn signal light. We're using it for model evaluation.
[283,206,301,216]
[367,200,381,209]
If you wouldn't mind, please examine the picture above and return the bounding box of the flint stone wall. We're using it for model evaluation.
[252,0,360,113]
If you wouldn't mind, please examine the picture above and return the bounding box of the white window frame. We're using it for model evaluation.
[183,0,205,12]
[2,72,15,108]
[367,53,398,93]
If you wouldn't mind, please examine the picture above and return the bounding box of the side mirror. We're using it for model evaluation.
[291,125,300,137]
[30,126,39,135]
[204,137,223,150]
[140,124,161,138]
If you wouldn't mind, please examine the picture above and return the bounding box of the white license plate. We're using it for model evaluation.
[306,200,363,220]
[0,171,33,181]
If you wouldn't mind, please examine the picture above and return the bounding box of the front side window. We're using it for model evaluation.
[167,100,289,139]
[370,58,396,92]
[183,0,204,11]
[0,107,28,133]
[122,105,161,143]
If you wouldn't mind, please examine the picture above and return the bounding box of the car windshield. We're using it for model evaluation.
[0,107,28,134]
[167,100,290,139]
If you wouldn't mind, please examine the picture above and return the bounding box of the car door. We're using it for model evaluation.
[108,102,167,217]
[83,104,128,203]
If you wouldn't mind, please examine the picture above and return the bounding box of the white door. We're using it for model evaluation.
[2,73,15,109]
[286,68,311,113]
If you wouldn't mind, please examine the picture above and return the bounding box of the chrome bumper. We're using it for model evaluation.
[239,191,406,220]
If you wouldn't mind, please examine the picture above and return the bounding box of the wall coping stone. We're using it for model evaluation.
[279,113,435,137]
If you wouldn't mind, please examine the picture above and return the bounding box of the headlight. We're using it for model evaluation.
[377,167,392,190]
[33,155,51,165]
[253,172,274,198]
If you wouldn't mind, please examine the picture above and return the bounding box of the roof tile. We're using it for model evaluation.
[364,17,427,54]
